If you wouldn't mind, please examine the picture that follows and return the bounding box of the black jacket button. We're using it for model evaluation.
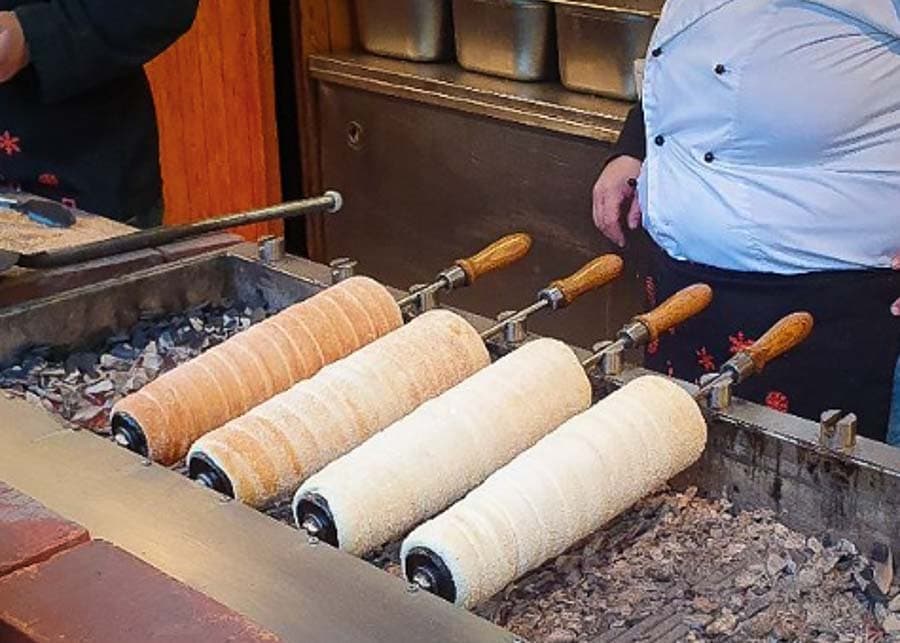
[715,64,726,75]
[651,47,663,57]
[655,135,666,146]
[704,152,715,163]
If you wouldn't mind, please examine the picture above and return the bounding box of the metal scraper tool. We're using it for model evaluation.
[0,195,76,228]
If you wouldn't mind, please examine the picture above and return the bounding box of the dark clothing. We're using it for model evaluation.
[608,102,645,164]
[644,240,900,441]
[609,101,900,440]
[0,0,198,222]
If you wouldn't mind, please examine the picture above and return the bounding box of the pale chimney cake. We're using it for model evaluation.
[113,276,402,465]
[293,338,592,556]
[402,375,707,608]
[188,309,490,508]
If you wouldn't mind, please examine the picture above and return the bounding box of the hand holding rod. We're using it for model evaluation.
[480,254,623,341]
[695,311,814,402]
[583,283,713,372]
[16,191,342,270]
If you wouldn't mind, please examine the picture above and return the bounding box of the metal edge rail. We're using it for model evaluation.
[309,53,632,143]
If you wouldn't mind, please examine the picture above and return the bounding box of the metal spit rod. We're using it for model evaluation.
[693,311,814,408]
[582,283,714,373]
[479,254,624,342]
[395,233,533,312]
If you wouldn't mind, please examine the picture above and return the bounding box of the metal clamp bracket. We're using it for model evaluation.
[698,372,733,411]
[329,257,357,284]
[819,409,857,454]
[257,235,285,264]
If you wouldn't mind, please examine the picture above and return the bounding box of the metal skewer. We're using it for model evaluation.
[480,254,624,342]
[582,283,713,374]
[693,312,814,410]
[395,233,533,315]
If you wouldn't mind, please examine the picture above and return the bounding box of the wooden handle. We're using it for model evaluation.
[549,254,624,307]
[745,312,814,373]
[634,283,713,341]
[454,233,532,284]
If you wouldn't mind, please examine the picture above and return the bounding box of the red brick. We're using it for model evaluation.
[0,540,281,642]
[0,482,89,577]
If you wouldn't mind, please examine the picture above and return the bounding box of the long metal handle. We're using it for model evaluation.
[453,233,532,285]
[17,192,342,269]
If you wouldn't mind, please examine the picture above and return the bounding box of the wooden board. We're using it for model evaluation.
[0,208,131,256]
[146,0,283,241]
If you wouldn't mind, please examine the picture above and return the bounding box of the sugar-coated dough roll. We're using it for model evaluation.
[402,375,707,608]
[113,276,402,465]
[188,310,491,508]
[293,338,592,556]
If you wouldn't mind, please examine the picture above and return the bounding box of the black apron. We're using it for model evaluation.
[643,240,900,441]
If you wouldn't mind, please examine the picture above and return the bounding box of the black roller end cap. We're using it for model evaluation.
[295,493,339,547]
[188,452,235,498]
[405,546,457,604]
[111,412,149,457]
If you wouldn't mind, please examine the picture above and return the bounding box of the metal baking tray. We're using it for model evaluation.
[552,0,663,100]
[453,0,557,82]
[356,0,455,62]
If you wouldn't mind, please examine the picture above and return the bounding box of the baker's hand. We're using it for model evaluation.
[892,256,899,317]
[592,155,643,248]
[0,12,28,84]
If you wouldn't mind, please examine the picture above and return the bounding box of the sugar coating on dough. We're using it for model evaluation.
[113,276,402,465]
[189,310,490,508]
[294,338,592,556]
[401,375,707,608]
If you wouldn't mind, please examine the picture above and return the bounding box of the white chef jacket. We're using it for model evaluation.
[638,0,900,274]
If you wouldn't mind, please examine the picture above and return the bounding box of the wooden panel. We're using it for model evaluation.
[295,0,356,260]
[147,0,282,240]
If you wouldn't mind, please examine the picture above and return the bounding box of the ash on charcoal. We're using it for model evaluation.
[331,486,880,642]
[2,299,274,434]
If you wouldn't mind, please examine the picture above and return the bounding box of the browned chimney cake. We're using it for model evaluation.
[188,309,491,508]
[293,338,592,556]
[113,276,402,465]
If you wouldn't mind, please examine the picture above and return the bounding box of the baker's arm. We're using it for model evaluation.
[13,0,199,103]
[592,102,646,247]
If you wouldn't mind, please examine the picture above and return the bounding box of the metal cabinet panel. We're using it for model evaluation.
[318,83,645,348]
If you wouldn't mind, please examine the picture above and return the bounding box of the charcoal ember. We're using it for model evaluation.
[890,592,900,612]
[883,613,900,634]
[84,380,114,396]
[1,364,28,384]
[100,354,131,371]
[545,628,576,643]
[2,301,270,440]
[705,608,737,637]
[108,343,138,361]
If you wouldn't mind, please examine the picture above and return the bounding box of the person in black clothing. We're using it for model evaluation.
[0,1,199,227]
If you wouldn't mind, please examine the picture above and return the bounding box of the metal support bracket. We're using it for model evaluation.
[819,409,858,454]
[329,257,357,284]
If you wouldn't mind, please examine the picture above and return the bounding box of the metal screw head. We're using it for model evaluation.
[308,535,320,546]
[218,495,231,504]
[407,583,419,594]
[140,458,151,467]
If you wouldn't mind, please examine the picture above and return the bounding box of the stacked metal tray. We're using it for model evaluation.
[551,0,663,100]
[356,0,455,61]
[355,0,664,99]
